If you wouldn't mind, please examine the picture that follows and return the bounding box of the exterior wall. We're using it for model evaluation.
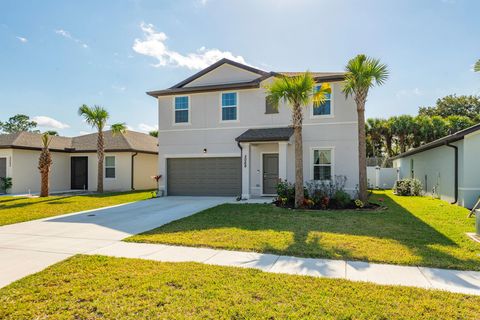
[393,141,462,205]
[0,149,13,193]
[157,79,359,195]
[10,149,70,194]
[460,131,480,208]
[249,143,279,196]
[133,153,158,190]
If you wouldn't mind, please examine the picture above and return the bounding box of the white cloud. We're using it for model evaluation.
[32,116,70,129]
[55,29,88,48]
[112,84,126,92]
[132,23,248,70]
[16,36,27,43]
[138,123,158,132]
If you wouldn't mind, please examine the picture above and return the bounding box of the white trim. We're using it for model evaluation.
[164,153,240,159]
[158,121,357,133]
[260,152,279,196]
[219,91,240,123]
[309,147,335,181]
[172,95,191,126]
[310,82,334,119]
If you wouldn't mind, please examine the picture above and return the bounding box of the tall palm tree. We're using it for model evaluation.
[390,115,415,153]
[38,133,53,197]
[265,72,331,208]
[474,59,480,72]
[380,118,394,158]
[342,54,388,202]
[78,105,127,193]
[366,118,384,158]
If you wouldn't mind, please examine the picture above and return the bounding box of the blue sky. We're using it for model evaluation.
[1,0,479,136]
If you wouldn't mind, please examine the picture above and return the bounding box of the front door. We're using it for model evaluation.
[0,158,6,194]
[263,153,279,194]
[71,157,88,190]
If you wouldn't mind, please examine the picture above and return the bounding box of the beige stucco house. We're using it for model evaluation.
[392,123,480,208]
[0,130,158,194]
[148,58,359,198]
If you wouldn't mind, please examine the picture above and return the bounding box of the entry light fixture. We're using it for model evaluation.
[203,148,207,153]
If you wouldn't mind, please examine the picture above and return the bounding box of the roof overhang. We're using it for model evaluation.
[235,127,294,143]
[147,80,262,97]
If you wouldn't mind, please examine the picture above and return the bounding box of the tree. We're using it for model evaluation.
[366,118,384,158]
[419,95,480,121]
[380,118,394,158]
[342,54,388,202]
[38,133,53,197]
[413,116,434,147]
[475,59,480,72]
[446,115,474,134]
[390,115,415,153]
[78,105,127,193]
[265,72,330,208]
[149,130,158,138]
[430,116,449,140]
[44,130,59,136]
[0,114,38,133]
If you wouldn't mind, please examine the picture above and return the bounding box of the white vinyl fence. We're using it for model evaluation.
[367,166,398,189]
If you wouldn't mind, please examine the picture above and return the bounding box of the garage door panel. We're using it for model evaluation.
[167,157,241,196]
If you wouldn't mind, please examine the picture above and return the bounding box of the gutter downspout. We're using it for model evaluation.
[445,142,458,204]
[131,152,138,190]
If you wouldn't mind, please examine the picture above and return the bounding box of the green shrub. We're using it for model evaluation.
[332,190,351,208]
[0,177,12,193]
[393,178,423,196]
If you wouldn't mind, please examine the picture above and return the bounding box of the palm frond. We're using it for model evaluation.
[111,123,127,136]
[78,104,109,130]
[475,59,480,72]
[40,132,52,148]
[342,54,389,98]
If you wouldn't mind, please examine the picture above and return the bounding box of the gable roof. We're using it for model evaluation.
[391,122,480,160]
[147,58,345,97]
[0,130,158,154]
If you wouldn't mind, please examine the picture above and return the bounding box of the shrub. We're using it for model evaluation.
[393,178,423,196]
[332,190,351,208]
[276,180,307,207]
[0,177,12,193]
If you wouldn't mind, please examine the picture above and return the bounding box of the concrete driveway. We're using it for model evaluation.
[0,196,229,288]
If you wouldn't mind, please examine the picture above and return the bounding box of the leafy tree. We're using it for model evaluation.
[475,59,480,72]
[149,130,158,138]
[390,115,415,153]
[343,54,388,202]
[0,114,38,133]
[38,133,53,197]
[413,116,434,147]
[419,95,480,120]
[44,130,59,136]
[430,116,449,140]
[265,72,330,208]
[78,105,127,193]
[366,118,384,157]
[446,115,474,134]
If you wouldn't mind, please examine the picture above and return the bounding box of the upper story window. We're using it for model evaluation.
[174,96,189,124]
[265,97,278,114]
[105,156,116,179]
[221,92,238,121]
[312,83,333,117]
[312,149,332,181]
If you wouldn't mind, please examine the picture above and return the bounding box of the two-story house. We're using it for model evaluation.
[147,59,359,198]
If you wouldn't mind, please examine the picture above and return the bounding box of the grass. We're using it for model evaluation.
[0,190,153,226]
[0,255,479,319]
[127,190,480,270]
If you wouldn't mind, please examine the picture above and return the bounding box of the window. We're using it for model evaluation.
[313,149,332,181]
[174,96,189,124]
[105,156,116,178]
[265,97,278,114]
[312,83,332,116]
[221,92,238,121]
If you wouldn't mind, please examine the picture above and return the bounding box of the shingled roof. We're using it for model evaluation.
[0,130,158,154]
[235,127,294,143]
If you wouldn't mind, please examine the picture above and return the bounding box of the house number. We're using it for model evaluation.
[244,155,247,168]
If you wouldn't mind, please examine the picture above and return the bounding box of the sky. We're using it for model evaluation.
[1,0,479,136]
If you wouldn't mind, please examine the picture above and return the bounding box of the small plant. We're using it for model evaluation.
[151,175,162,198]
[393,178,423,196]
[354,199,364,208]
[332,190,351,208]
[0,177,12,193]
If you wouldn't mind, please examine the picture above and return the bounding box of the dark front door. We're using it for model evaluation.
[0,158,6,194]
[263,154,279,194]
[71,157,88,190]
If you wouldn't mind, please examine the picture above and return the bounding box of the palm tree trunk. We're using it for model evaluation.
[357,106,368,202]
[97,130,104,193]
[292,103,304,208]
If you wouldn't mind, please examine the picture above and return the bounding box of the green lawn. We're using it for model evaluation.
[128,190,480,270]
[0,190,153,226]
[0,255,478,319]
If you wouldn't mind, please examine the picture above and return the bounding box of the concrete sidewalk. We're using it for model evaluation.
[87,242,480,296]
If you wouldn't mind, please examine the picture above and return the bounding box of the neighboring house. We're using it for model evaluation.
[392,123,480,208]
[0,130,158,194]
[147,58,359,198]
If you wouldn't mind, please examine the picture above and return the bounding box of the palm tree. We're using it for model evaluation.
[390,115,415,153]
[366,118,384,158]
[474,59,480,72]
[38,133,53,197]
[342,54,388,202]
[380,118,394,158]
[149,130,158,138]
[78,105,127,193]
[265,72,331,208]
